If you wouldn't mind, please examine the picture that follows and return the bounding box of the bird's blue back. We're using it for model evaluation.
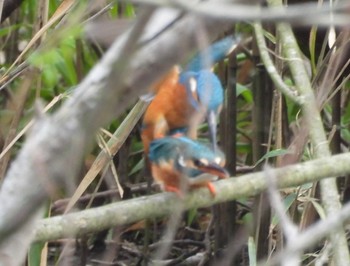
[179,70,224,113]
[149,136,224,165]
[185,35,239,72]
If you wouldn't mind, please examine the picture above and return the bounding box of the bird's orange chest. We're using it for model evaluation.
[141,70,198,159]
[164,86,194,128]
[144,83,194,128]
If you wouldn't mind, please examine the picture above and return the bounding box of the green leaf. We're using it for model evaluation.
[129,158,144,176]
[57,36,78,85]
[0,24,21,38]
[125,3,135,17]
[310,199,326,220]
[309,26,317,75]
[237,142,252,154]
[28,48,63,67]
[271,193,298,226]
[248,236,257,266]
[255,149,293,167]
[28,242,44,266]
[242,212,253,225]
[263,30,276,44]
[236,83,253,103]
[109,5,118,17]
[187,208,197,226]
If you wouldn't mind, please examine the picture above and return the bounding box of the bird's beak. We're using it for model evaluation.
[207,110,218,152]
[197,163,229,179]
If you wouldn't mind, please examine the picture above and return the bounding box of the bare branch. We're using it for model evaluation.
[130,0,350,26]
[264,165,300,266]
[33,151,350,243]
[269,199,350,266]
[253,22,301,104]
[1,0,24,23]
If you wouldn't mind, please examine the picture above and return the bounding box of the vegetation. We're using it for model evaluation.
[1,0,350,265]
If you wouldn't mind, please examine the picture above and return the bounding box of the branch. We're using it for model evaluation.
[130,0,350,26]
[264,166,300,266]
[253,22,301,104]
[269,199,350,266]
[1,0,24,23]
[33,152,350,243]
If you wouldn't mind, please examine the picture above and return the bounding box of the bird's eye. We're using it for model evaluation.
[193,159,201,167]
[193,159,208,167]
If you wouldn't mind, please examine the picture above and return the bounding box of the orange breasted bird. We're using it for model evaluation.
[141,36,239,157]
[141,65,188,157]
[148,136,229,196]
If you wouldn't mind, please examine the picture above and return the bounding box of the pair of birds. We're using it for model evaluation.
[141,36,238,196]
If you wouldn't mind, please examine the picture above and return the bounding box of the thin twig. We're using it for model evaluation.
[0,70,34,181]
[151,198,185,264]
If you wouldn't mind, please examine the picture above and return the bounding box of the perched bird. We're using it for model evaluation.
[141,68,225,156]
[141,36,239,154]
[141,66,188,156]
[142,36,239,197]
[148,136,229,196]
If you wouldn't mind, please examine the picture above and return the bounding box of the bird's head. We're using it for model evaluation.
[149,136,229,179]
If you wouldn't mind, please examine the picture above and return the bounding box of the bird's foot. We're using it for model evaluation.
[164,185,184,198]
[206,182,216,197]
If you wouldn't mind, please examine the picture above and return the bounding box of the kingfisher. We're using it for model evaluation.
[141,35,239,156]
[148,136,229,196]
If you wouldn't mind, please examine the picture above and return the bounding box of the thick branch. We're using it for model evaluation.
[34,152,350,242]
[131,0,349,26]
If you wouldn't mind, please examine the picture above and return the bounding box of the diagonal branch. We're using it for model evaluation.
[1,0,24,23]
